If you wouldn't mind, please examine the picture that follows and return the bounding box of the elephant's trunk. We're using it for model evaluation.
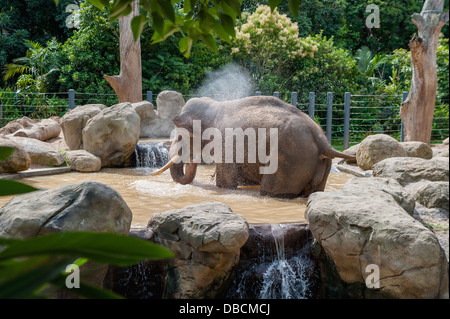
[169,161,198,185]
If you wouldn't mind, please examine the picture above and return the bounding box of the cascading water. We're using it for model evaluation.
[134,142,169,168]
[258,224,317,299]
[227,224,319,299]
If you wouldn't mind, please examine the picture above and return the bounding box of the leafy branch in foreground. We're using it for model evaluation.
[0,232,174,299]
[54,0,303,58]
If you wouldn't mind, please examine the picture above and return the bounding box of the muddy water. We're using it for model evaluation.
[0,166,352,227]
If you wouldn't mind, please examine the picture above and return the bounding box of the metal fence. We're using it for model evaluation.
[0,89,448,148]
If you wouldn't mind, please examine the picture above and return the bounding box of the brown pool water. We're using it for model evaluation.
[0,165,352,227]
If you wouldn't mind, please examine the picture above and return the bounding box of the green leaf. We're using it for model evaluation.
[179,37,193,58]
[220,13,235,37]
[213,23,231,44]
[108,0,132,21]
[287,0,301,18]
[0,180,38,196]
[131,14,148,41]
[88,0,106,11]
[0,256,75,299]
[0,147,14,161]
[151,11,164,35]
[183,0,195,13]
[200,33,218,54]
[268,0,283,12]
[50,274,124,299]
[157,0,176,23]
[0,232,174,267]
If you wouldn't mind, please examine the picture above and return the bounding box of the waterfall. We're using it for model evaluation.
[134,142,169,168]
[227,224,319,299]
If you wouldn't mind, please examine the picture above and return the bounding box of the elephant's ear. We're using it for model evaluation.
[172,114,193,133]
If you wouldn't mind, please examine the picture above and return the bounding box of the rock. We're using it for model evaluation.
[356,134,407,170]
[414,182,449,211]
[82,103,140,167]
[443,137,449,145]
[373,157,449,186]
[342,177,415,215]
[60,104,106,150]
[342,144,359,164]
[5,136,65,166]
[0,181,132,298]
[13,118,61,142]
[131,101,156,120]
[0,181,132,237]
[156,90,185,120]
[401,141,433,159]
[433,147,449,158]
[0,116,38,135]
[0,137,31,173]
[148,201,249,299]
[140,91,184,138]
[306,181,449,299]
[66,150,101,172]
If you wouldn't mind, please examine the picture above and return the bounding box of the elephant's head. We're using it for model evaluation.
[151,97,215,184]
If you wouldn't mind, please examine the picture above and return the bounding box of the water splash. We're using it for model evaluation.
[195,63,254,101]
[258,224,316,299]
[135,142,169,168]
[227,224,318,299]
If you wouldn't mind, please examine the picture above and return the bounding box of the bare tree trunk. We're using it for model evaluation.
[104,0,142,103]
[400,0,449,144]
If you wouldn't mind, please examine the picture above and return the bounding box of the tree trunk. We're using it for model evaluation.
[400,0,449,144]
[104,0,142,103]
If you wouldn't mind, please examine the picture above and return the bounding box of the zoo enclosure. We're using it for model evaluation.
[0,89,448,149]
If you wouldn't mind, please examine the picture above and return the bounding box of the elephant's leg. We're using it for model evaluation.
[215,163,239,189]
[302,158,332,196]
[259,163,312,198]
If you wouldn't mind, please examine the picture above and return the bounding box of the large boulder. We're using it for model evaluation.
[131,101,155,120]
[0,137,31,173]
[148,201,249,299]
[5,136,65,166]
[66,150,101,172]
[0,116,38,135]
[356,134,407,170]
[0,181,132,298]
[60,104,106,150]
[82,103,140,167]
[401,141,433,159]
[373,157,449,186]
[306,178,448,299]
[140,90,184,138]
[414,182,449,211]
[13,118,61,142]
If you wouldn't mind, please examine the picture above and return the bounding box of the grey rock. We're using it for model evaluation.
[0,137,31,173]
[356,134,407,170]
[401,141,433,159]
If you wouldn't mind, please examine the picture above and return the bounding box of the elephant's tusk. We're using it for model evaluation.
[150,155,181,176]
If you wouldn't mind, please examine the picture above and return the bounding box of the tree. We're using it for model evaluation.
[103,0,142,103]
[400,0,449,144]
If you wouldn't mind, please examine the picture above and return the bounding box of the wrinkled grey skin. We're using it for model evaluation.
[168,96,354,198]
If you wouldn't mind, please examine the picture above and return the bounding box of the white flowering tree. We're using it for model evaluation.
[231,5,318,83]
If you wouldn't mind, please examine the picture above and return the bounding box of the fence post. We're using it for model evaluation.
[343,92,351,150]
[273,91,280,99]
[146,91,153,104]
[308,92,315,120]
[68,89,75,110]
[326,92,333,143]
[401,91,408,142]
[291,92,298,107]
[255,91,261,96]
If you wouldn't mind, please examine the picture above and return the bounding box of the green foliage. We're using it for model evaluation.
[57,2,120,94]
[3,39,62,92]
[0,232,174,298]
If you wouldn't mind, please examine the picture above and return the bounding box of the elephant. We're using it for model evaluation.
[152,96,355,198]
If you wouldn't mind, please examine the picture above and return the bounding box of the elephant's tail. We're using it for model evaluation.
[320,146,356,160]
